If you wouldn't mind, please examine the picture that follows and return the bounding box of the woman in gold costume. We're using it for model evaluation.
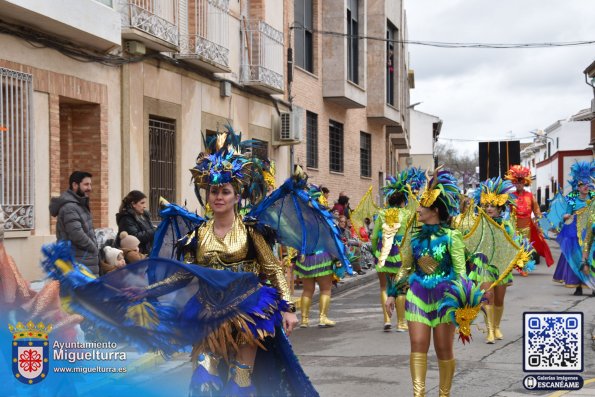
[43,128,326,397]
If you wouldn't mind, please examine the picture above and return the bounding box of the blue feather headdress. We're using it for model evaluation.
[568,160,595,191]
[406,167,427,193]
[419,167,461,216]
[477,177,515,208]
[190,125,268,209]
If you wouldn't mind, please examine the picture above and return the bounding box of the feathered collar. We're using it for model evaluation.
[414,223,448,240]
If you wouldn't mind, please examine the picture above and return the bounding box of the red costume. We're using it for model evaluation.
[505,165,554,266]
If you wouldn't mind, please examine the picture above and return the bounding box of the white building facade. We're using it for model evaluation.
[520,110,593,206]
[405,109,441,170]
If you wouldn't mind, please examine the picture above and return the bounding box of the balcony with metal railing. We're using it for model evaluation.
[240,20,284,94]
[0,0,121,50]
[177,0,230,72]
[119,0,179,51]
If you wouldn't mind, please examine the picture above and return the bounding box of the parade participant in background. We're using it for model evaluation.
[556,160,595,295]
[470,177,522,343]
[115,190,156,255]
[505,165,554,268]
[580,209,595,297]
[294,184,351,328]
[386,168,476,397]
[371,170,413,332]
[49,171,100,274]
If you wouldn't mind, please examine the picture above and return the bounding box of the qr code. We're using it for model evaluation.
[523,312,583,372]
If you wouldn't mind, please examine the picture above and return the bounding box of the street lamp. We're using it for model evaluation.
[407,101,422,109]
[529,129,555,158]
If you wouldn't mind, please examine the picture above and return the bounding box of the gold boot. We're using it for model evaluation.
[494,305,504,340]
[484,305,495,344]
[410,352,427,397]
[438,358,455,397]
[380,290,391,331]
[300,296,311,328]
[318,294,336,327]
[396,295,408,332]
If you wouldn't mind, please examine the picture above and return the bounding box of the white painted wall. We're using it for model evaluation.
[409,109,439,155]
[2,0,121,48]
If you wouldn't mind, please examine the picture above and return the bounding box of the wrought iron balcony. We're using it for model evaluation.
[119,0,179,51]
[241,20,284,94]
[177,0,230,72]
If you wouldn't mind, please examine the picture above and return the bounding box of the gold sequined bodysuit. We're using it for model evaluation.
[147,215,291,302]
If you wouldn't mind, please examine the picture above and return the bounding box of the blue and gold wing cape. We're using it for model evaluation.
[150,199,206,260]
[247,172,352,273]
[559,200,595,289]
[538,192,569,238]
[42,241,319,397]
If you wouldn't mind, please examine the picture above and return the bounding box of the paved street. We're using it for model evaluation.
[107,242,595,396]
[291,242,595,397]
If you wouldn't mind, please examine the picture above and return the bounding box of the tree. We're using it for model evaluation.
[434,142,479,192]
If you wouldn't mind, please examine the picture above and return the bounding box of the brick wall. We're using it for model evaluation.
[0,59,109,231]
[286,0,387,206]
[59,103,105,226]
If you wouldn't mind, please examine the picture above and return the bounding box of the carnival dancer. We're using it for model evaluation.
[295,184,349,328]
[385,168,476,397]
[41,127,341,397]
[580,209,595,297]
[505,165,554,268]
[470,177,520,343]
[371,170,414,332]
[555,161,595,295]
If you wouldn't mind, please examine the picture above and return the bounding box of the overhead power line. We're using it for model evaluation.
[291,24,595,49]
[438,136,536,142]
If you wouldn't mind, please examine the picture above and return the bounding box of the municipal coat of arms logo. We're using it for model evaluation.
[9,321,52,385]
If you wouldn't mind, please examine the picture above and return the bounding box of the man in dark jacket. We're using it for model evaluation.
[49,171,99,274]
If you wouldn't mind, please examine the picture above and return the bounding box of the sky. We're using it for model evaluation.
[404,0,595,155]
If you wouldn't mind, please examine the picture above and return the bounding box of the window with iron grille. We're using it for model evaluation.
[360,132,371,177]
[306,111,318,168]
[347,0,359,84]
[149,116,176,222]
[329,120,343,173]
[294,0,314,72]
[0,67,34,230]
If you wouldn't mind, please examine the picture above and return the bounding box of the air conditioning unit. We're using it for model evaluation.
[272,106,304,146]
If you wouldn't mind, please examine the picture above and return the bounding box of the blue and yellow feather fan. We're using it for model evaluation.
[439,277,485,344]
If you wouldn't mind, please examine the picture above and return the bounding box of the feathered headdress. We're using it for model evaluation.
[382,170,410,200]
[190,125,267,209]
[504,165,531,186]
[568,160,595,191]
[479,177,515,208]
[406,167,427,193]
[418,166,461,216]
